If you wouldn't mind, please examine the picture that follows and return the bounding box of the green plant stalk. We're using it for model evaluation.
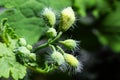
[49,44,56,52]
[33,31,63,52]
[26,65,48,74]
[49,31,63,43]
[57,46,65,55]
[0,29,9,46]
[0,18,9,44]
[25,63,57,74]
[33,42,48,52]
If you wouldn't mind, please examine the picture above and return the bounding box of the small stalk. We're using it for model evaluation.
[26,65,47,74]
[33,31,63,52]
[25,63,57,74]
[49,44,56,52]
[49,31,62,43]
[33,42,48,52]
[56,46,65,55]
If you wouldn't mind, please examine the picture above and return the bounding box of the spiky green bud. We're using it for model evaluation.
[64,53,79,67]
[51,51,65,65]
[59,7,75,32]
[59,39,77,50]
[47,28,57,38]
[43,8,56,27]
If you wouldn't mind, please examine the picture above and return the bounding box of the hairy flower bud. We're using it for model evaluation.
[47,28,57,38]
[59,7,75,32]
[51,51,65,65]
[18,38,27,46]
[64,53,79,67]
[43,8,56,27]
[63,53,82,73]
[59,39,78,50]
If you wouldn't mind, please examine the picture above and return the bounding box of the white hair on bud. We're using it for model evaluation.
[59,53,83,74]
[42,7,56,27]
[59,7,76,32]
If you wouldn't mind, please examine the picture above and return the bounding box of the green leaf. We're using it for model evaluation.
[19,0,45,17]
[10,17,47,45]
[0,0,28,8]
[0,0,46,45]
[0,10,46,45]
[0,0,71,45]
[0,43,13,57]
[0,42,27,80]
[11,62,26,80]
[0,57,11,78]
[0,9,25,22]
[0,19,28,79]
[0,18,18,50]
[37,0,71,11]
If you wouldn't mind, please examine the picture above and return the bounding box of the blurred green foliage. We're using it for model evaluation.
[0,0,120,53]
[72,0,120,53]
[94,1,120,53]
[72,0,111,17]
[0,0,71,44]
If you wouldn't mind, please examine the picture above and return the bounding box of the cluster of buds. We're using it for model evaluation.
[14,38,36,65]
[34,7,82,74]
[40,7,82,72]
[43,7,76,39]
[0,12,82,79]
[50,48,82,73]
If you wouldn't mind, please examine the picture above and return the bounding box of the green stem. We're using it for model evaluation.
[49,45,56,52]
[33,31,63,52]
[25,65,47,74]
[33,42,48,52]
[49,31,63,43]
[56,46,65,55]
[25,63,58,74]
